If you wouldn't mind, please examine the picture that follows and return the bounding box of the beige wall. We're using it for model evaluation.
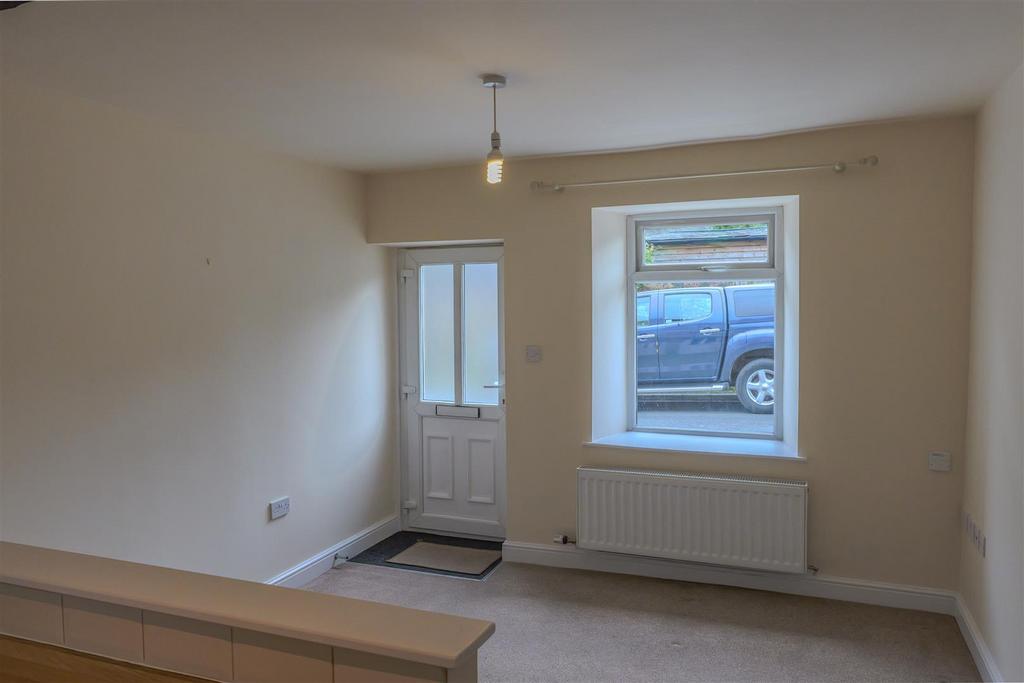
[961,64,1024,682]
[0,78,397,582]
[367,116,975,590]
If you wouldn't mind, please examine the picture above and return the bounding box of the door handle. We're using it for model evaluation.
[699,327,722,335]
[483,383,504,389]
[637,334,656,340]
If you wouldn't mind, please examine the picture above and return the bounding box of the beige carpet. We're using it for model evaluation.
[388,542,501,575]
[303,561,978,682]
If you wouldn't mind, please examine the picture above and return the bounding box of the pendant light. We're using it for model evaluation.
[481,74,506,184]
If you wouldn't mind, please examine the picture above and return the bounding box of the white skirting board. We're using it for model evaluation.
[503,541,1003,682]
[954,594,1004,683]
[265,516,401,588]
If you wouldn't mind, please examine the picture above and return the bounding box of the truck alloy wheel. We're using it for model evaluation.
[737,358,774,414]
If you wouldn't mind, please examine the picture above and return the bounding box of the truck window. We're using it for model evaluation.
[733,288,774,317]
[663,292,712,322]
[636,296,651,325]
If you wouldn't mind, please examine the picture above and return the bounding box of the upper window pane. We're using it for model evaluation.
[419,264,455,403]
[462,263,500,406]
[640,219,770,268]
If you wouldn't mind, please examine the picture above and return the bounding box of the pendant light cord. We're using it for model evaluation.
[492,85,497,135]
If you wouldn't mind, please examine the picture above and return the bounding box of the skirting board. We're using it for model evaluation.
[266,515,401,588]
[503,541,1001,681]
[955,594,1004,682]
[502,541,955,612]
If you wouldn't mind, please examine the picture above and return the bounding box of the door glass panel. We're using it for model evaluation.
[462,263,500,405]
[419,264,455,403]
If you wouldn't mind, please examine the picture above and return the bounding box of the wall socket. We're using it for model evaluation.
[964,512,986,558]
[928,451,952,472]
[269,496,290,520]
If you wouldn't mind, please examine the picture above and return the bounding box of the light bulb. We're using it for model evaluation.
[487,145,503,184]
[486,157,504,184]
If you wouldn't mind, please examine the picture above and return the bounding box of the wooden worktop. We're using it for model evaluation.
[0,542,494,669]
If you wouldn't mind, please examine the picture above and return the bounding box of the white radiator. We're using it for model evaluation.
[577,467,807,573]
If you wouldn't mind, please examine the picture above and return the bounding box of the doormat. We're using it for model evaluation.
[389,542,500,575]
[348,531,502,580]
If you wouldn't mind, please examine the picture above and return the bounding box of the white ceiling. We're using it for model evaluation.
[2,1,1021,171]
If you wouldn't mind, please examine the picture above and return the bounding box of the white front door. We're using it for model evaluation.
[399,246,506,539]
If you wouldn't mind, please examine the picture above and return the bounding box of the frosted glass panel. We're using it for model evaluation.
[463,263,500,405]
[419,264,455,403]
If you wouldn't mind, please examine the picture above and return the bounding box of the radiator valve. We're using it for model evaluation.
[553,534,573,545]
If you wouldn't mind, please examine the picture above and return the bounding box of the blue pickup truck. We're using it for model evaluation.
[637,283,775,413]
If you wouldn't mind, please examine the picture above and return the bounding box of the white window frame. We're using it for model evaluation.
[626,206,786,441]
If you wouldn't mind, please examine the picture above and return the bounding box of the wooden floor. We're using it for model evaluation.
[0,636,210,683]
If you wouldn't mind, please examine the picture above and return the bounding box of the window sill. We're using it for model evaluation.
[584,431,802,460]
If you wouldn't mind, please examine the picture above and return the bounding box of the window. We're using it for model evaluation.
[629,208,784,440]
[639,216,771,269]
[663,292,712,323]
[419,264,456,403]
[462,262,501,406]
[636,296,651,325]
[732,286,774,318]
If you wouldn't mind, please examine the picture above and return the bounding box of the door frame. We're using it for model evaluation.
[396,244,507,540]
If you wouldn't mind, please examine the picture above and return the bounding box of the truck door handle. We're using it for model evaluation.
[699,327,722,336]
[637,334,656,340]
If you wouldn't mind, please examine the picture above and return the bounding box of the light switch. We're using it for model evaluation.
[525,345,543,363]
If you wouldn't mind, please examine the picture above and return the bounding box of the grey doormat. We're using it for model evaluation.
[387,541,501,575]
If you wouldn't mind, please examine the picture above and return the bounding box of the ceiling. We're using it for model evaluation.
[2,1,1021,171]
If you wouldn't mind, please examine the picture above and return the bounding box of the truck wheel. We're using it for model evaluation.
[736,359,775,414]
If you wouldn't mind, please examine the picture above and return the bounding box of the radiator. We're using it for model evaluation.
[577,466,807,573]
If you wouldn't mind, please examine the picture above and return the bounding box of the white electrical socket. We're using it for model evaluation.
[963,511,987,558]
[269,496,290,520]
[928,451,952,472]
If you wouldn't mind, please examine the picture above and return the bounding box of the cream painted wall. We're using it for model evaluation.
[0,78,397,582]
[961,64,1024,682]
[367,116,975,590]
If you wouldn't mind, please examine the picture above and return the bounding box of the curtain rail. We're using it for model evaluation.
[529,155,878,192]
